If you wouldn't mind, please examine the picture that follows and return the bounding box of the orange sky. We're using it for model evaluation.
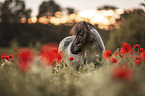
[24,0,144,16]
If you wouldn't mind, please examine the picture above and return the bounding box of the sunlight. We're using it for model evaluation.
[21,18,26,23]
[90,14,105,24]
[28,17,37,24]
[21,9,124,29]
[79,10,96,18]
[31,17,37,23]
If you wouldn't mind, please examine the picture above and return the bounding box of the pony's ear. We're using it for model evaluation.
[69,23,80,35]
[69,21,90,35]
[82,21,89,32]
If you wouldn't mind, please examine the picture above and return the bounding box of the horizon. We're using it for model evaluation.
[25,0,144,16]
[0,0,144,16]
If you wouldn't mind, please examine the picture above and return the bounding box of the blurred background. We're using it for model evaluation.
[0,0,144,50]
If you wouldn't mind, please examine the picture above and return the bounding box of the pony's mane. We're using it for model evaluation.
[69,22,83,35]
[69,21,94,35]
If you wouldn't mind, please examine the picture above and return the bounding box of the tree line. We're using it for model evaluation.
[0,0,144,49]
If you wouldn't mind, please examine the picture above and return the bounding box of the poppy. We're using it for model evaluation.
[134,44,140,49]
[120,43,132,54]
[135,60,141,66]
[140,48,144,52]
[52,48,58,53]
[140,51,145,61]
[5,56,10,61]
[103,50,112,60]
[112,66,132,82]
[1,53,7,60]
[110,57,118,63]
[40,43,62,66]
[134,56,141,61]
[125,63,129,66]
[69,57,74,61]
[17,48,35,72]
[14,48,18,51]
[9,55,13,59]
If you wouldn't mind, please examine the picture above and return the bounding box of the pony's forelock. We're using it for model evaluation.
[69,22,84,35]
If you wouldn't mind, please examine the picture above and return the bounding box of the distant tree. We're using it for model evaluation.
[0,2,2,22]
[66,7,75,15]
[37,0,62,18]
[1,0,31,23]
[0,0,31,46]
[24,9,32,23]
[140,0,145,7]
[120,9,144,20]
[98,5,118,10]
[106,14,145,50]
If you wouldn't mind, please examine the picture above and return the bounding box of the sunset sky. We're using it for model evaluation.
[25,0,144,16]
[1,0,145,16]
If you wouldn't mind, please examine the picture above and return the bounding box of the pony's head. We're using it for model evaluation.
[70,21,92,54]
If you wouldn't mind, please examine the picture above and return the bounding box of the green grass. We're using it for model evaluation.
[0,48,145,96]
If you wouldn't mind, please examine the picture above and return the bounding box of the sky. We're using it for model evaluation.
[1,0,145,16]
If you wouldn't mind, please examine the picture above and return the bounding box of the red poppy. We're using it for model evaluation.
[135,60,141,66]
[125,63,129,66]
[134,56,141,61]
[5,56,10,61]
[110,57,118,64]
[1,53,6,60]
[69,57,74,61]
[40,43,62,66]
[140,51,145,61]
[14,48,18,51]
[134,44,140,49]
[56,52,62,61]
[1,53,13,61]
[52,48,58,53]
[17,48,35,72]
[9,55,13,59]
[18,61,29,72]
[103,50,112,60]
[120,43,132,54]
[140,48,144,52]
[112,66,132,82]
[114,51,118,56]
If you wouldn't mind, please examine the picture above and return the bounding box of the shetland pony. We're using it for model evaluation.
[58,21,105,69]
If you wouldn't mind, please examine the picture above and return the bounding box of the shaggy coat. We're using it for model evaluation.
[58,21,105,68]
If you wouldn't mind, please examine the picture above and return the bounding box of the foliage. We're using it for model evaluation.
[106,14,145,50]
[140,0,145,7]
[0,0,31,23]
[66,7,75,15]
[0,23,109,47]
[37,0,62,18]
[0,23,72,46]
[97,5,118,10]
[0,43,145,96]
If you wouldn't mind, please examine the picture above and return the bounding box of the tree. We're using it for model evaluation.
[66,7,75,15]
[106,14,145,50]
[0,0,31,46]
[1,0,31,23]
[120,9,144,21]
[37,0,62,18]
[0,2,2,22]
[98,5,118,10]
[140,0,145,7]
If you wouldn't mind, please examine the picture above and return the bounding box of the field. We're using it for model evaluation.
[0,43,145,96]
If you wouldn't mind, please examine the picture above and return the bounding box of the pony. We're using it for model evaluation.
[58,21,105,69]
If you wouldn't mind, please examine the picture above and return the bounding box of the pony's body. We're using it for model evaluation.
[58,21,105,67]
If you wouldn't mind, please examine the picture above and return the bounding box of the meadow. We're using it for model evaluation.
[0,43,145,96]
